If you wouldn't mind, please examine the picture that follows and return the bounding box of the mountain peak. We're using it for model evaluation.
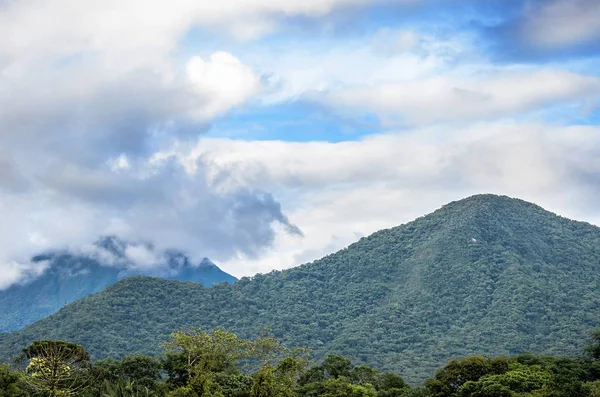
[0,241,237,332]
[419,194,566,235]
[199,258,216,267]
[3,195,600,384]
[440,194,545,215]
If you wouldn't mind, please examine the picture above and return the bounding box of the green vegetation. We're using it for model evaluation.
[2,328,600,396]
[2,195,600,383]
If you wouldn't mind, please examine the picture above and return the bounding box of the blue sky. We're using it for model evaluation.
[1,0,600,285]
[179,0,600,141]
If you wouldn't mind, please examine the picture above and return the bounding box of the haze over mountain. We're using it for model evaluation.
[1,194,599,383]
[0,237,236,332]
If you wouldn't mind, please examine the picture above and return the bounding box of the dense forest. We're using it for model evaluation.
[2,195,600,383]
[2,327,600,396]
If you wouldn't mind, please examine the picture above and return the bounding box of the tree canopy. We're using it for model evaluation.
[2,195,600,383]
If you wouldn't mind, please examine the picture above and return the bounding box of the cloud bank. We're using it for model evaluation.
[1,0,600,287]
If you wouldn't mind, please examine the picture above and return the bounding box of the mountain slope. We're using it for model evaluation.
[0,242,236,332]
[1,194,600,383]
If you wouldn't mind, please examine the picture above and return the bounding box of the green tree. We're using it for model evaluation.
[162,353,189,389]
[323,356,352,379]
[164,328,250,381]
[250,354,308,397]
[22,340,91,397]
[376,373,409,397]
[425,356,509,397]
[0,364,28,397]
[320,377,377,397]
[351,366,378,386]
[212,373,253,397]
[120,356,162,390]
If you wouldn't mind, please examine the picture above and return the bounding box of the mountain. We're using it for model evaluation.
[0,238,236,332]
[1,194,600,383]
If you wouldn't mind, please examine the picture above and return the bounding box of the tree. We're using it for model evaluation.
[164,328,253,397]
[251,365,276,397]
[319,377,376,397]
[250,347,308,397]
[322,356,352,379]
[163,352,189,389]
[351,366,378,386]
[425,356,509,397]
[212,373,253,397]
[252,332,282,367]
[120,355,162,390]
[0,364,28,397]
[164,328,250,381]
[375,373,409,397]
[296,356,408,397]
[22,340,92,397]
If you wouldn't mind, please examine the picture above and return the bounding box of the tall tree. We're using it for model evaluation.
[22,340,91,396]
[164,328,250,381]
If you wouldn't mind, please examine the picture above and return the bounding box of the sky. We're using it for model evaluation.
[1,0,600,287]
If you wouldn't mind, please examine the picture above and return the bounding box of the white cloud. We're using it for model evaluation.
[0,0,401,67]
[0,154,300,287]
[124,244,164,270]
[319,69,600,124]
[0,260,50,291]
[371,29,420,54]
[245,29,463,103]
[523,0,600,48]
[173,122,600,275]
[1,0,600,289]
[186,52,262,119]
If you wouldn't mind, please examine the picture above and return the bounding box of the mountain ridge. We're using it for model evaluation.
[1,194,599,383]
[0,239,237,332]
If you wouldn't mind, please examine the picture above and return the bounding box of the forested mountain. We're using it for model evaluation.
[1,194,600,383]
[0,237,236,332]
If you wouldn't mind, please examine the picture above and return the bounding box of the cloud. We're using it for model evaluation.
[245,28,461,103]
[523,0,600,49]
[0,0,402,65]
[0,260,51,291]
[175,122,600,274]
[124,244,164,270]
[186,52,262,119]
[0,151,29,193]
[0,51,261,165]
[481,0,600,60]
[0,151,301,288]
[0,0,316,288]
[1,0,600,288]
[317,69,600,125]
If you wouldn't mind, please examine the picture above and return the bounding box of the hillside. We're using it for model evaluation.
[0,238,236,332]
[1,194,600,383]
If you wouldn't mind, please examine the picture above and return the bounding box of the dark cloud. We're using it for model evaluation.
[23,153,302,262]
[0,51,297,285]
[0,150,30,193]
[0,69,211,167]
[477,0,600,62]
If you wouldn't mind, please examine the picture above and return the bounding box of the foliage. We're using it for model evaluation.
[0,364,29,396]
[3,195,600,383]
[164,328,250,381]
[1,327,600,396]
[22,340,92,396]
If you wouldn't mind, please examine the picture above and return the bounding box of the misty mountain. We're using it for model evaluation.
[0,237,236,332]
[1,195,599,383]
